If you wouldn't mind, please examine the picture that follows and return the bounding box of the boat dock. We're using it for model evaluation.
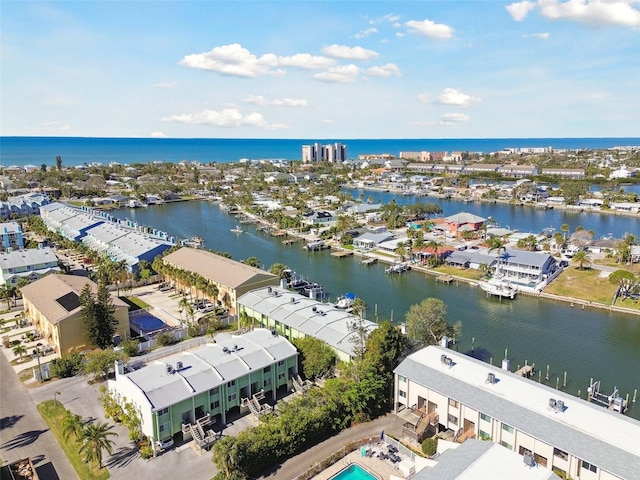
[332,250,353,258]
[436,274,454,284]
[361,256,377,265]
[282,237,303,245]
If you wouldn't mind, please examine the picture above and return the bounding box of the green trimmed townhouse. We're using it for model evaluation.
[107,328,298,445]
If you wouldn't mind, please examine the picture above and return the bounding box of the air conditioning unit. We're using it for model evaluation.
[176,361,183,370]
[486,373,496,384]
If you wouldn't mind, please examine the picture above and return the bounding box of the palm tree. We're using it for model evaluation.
[560,223,570,240]
[62,410,84,441]
[12,343,27,360]
[79,421,118,469]
[572,250,592,270]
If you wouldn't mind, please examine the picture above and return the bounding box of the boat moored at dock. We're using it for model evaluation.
[479,281,517,299]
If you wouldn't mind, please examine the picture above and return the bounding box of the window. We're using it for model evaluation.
[502,423,514,434]
[210,400,220,410]
[519,446,533,457]
[278,372,285,380]
[448,398,458,408]
[581,461,597,473]
[399,390,407,398]
[278,360,285,366]
[158,407,169,416]
[480,413,491,423]
[209,387,219,395]
[447,414,458,426]
[553,448,568,461]
[534,453,547,468]
[500,441,513,451]
[398,375,406,383]
[228,393,237,402]
[264,378,271,387]
[479,430,491,441]
[159,422,170,433]
[227,380,236,388]
[263,366,271,373]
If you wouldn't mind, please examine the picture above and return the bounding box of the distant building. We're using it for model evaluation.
[0,221,24,251]
[541,168,585,179]
[302,142,347,163]
[0,246,60,286]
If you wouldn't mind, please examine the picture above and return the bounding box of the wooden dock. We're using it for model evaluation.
[436,274,454,284]
[282,237,303,245]
[332,250,353,258]
[361,256,378,265]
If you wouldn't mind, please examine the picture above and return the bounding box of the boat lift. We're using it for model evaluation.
[587,380,628,414]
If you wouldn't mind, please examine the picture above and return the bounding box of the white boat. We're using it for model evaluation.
[385,262,410,274]
[181,236,204,248]
[230,226,244,234]
[335,292,356,310]
[479,282,517,299]
[304,239,325,250]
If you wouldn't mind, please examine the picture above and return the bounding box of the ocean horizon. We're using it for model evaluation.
[1,136,639,167]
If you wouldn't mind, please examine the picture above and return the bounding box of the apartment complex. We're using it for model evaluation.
[302,142,347,163]
[394,345,639,480]
[108,328,298,444]
[0,246,60,286]
[0,221,24,251]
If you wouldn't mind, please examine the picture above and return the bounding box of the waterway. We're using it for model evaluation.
[112,200,640,420]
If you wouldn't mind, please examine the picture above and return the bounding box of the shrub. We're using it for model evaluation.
[119,339,140,357]
[422,436,438,457]
[139,445,153,459]
[156,332,176,347]
[49,352,84,378]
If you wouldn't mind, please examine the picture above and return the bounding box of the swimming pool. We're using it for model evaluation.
[130,314,167,332]
[329,464,377,480]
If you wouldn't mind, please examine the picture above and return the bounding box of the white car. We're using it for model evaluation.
[156,437,174,450]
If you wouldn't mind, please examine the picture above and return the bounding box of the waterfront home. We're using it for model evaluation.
[541,167,585,179]
[496,164,538,178]
[21,274,129,355]
[352,231,395,250]
[0,246,60,286]
[161,248,278,314]
[609,165,637,179]
[301,210,334,226]
[444,250,497,270]
[394,345,640,480]
[463,164,501,175]
[578,198,604,209]
[108,328,298,445]
[443,212,486,238]
[496,248,559,289]
[610,202,639,214]
[236,286,377,362]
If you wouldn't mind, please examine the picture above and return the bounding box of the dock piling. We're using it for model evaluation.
[564,371,567,387]
[633,389,637,403]
[546,365,550,381]
[556,377,559,390]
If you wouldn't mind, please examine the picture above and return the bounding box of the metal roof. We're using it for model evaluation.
[395,346,640,480]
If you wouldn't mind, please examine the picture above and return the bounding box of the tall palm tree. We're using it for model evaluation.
[12,343,27,360]
[79,421,118,469]
[62,410,84,440]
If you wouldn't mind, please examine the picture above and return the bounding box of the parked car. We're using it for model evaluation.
[156,437,174,450]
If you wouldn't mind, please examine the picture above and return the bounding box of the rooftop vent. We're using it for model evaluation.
[523,454,535,467]
[223,346,230,354]
[486,373,496,384]
[441,355,453,367]
[166,364,174,374]
[176,361,183,370]
[271,329,278,336]
[312,306,317,312]
[548,398,564,413]
[267,286,272,294]
[290,297,295,304]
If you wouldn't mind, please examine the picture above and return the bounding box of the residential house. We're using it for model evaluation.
[496,249,559,288]
[161,248,278,314]
[352,231,395,250]
[0,221,24,251]
[394,345,639,480]
[444,212,486,238]
[542,168,585,179]
[236,286,378,362]
[302,210,334,226]
[21,274,129,354]
[0,247,61,286]
[108,328,298,444]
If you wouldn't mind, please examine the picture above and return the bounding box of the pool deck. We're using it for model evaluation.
[312,450,408,480]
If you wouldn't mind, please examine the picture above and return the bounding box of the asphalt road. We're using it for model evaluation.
[0,351,78,480]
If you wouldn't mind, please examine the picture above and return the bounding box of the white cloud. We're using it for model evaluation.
[354,28,378,39]
[365,63,401,77]
[437,88,482,107]
[506,1,537,21]
[405,19,454,40]
[313,65,361,83]
[152,81,176,89]
[149,131,167,137]
[322,44,379,60]
[368,13,400,25]
[523,32,551,38]
[538,0,640,27]
[179,44,334,78]
[441,112,470,124]
[162,107,287,130]
[321,119,333,124]
[245,95,309,107]
[417,93,431,103]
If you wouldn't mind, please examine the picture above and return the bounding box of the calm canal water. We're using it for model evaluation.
[113,200,640,419]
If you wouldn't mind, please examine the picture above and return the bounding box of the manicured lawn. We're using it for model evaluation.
[123,296,151,310]
[545,268,617,305]
[430,265,486,281]
[37,400,110,480]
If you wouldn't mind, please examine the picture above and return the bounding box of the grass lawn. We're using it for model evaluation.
[122,296,151,310]
[545,268,617,305]
[431,265,486,281]
[37,400,110,480]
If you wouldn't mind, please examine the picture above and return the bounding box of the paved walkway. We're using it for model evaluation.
[258,414,404,480]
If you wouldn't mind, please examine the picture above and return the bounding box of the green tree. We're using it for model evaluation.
[56,155,63,170]
[79,421,118,469]
[80,283,118,349]
[12,343,27,359]
[84,349,126,381]
[572,250,592,270]
[62,410,84,441]
[268,263,288,279]
[405,298,462,347]
[242,256,260,268]
[293,336,336,380]
[212,436,244,480]
[608,270,638,298]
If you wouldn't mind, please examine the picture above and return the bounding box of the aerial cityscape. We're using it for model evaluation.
[1,2,640,480]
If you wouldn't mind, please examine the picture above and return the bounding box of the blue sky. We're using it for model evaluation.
[1,1,639,139]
